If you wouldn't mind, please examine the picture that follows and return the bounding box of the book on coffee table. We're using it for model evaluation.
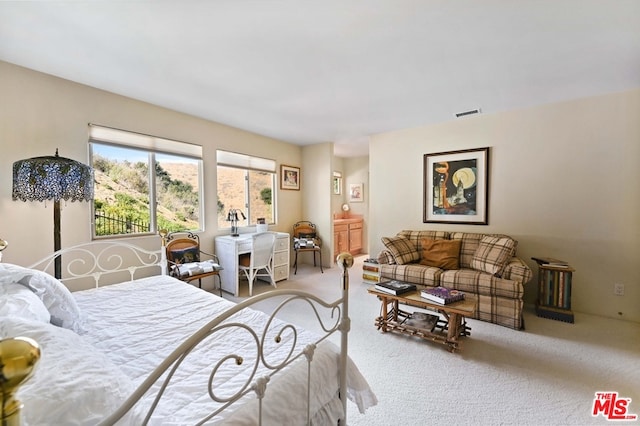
[374,280,417,295]
[421,287,465,304]
[531,256,568,265]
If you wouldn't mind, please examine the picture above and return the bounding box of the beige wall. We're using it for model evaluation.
[0,61,302,270]
[301,142,333,267]
[369,89,640,322]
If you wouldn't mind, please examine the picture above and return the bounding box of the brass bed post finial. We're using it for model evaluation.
[336,252,354,291]
[0,337,41,426]
[158,229,168,247]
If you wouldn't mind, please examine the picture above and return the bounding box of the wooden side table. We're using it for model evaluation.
[532,257,575,323]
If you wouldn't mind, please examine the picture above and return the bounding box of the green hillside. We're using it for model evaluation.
[93,155,199,235]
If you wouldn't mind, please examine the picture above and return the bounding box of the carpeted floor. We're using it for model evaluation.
[216,255,640,425]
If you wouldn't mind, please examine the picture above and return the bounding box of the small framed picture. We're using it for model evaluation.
[333,171,342,195]
[280,164,300,190]
[349,183,364,202]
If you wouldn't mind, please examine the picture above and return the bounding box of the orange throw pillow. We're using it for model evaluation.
[419,239,461,270]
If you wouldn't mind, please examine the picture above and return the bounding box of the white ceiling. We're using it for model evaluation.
[1,1,639,157]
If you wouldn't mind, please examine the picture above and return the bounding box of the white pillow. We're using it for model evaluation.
[0,263,85,333]
[0,317,144,425]
[0,282,51,323]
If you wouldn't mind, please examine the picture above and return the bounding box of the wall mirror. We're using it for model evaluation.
[333,171,342,195]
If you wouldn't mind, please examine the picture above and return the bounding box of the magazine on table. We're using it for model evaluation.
[420,286,465,304]
[406,311,439,331]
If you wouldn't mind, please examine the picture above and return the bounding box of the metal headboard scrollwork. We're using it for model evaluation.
[27,240,166,288]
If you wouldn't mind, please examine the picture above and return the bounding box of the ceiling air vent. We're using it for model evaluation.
[455,108,482,118]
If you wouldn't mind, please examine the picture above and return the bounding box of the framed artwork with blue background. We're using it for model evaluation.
[423,147,489,224]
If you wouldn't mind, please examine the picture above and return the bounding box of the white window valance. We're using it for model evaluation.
[89,124,202,159]
[216,150,276,173]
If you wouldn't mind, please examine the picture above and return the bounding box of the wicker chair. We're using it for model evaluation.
[292,221,323,274]
[165,231,222,295]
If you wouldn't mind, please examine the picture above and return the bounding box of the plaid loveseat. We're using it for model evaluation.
[376,230,532,330]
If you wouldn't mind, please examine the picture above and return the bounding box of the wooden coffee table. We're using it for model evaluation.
[367,286,477,352]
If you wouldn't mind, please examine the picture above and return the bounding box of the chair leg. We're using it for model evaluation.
[216,275,222,297]
[248,270,256,297]
[294,250,298,275]
[319,250,324,273]
[267,266,277,289]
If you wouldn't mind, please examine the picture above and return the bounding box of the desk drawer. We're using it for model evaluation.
[274,251,289,266]
[274,265,289,282]
[237,241,252,253]
[275,236,289,251]
[349,221,362,230]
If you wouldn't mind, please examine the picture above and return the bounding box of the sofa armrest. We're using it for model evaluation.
[376,250,395,265]
[501,257,532,284]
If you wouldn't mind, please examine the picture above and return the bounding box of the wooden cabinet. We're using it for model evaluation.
[334,224,349,255]
[348,221,362,254]
[334,218,363,257]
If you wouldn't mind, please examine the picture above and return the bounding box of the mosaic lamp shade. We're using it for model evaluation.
[12,149,93,203]
[12,149,94,278]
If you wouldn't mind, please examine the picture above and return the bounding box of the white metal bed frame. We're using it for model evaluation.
[27,240,167,287]
[21,239,354,425]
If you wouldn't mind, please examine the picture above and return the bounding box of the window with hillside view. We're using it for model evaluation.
[90,127,203,237]
[216,151,275,230]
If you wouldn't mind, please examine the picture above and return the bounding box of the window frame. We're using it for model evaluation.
[216,150,277,231]
[89,124,204,239]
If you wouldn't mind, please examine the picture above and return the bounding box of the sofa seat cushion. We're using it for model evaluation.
[418,239,461,270]
[439,269,524,300]
[381,236,420,265]
[380,264,442,288]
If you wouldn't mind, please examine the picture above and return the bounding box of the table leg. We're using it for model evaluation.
[392,300,399,321]
[446,312,464,352]
[446,312,457,340]
[380,296,388,332]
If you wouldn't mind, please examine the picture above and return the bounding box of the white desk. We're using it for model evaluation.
[215,232,290,296]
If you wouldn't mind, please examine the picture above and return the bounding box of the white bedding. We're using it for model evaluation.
[2,316,143,426]
[70,275,376,424]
